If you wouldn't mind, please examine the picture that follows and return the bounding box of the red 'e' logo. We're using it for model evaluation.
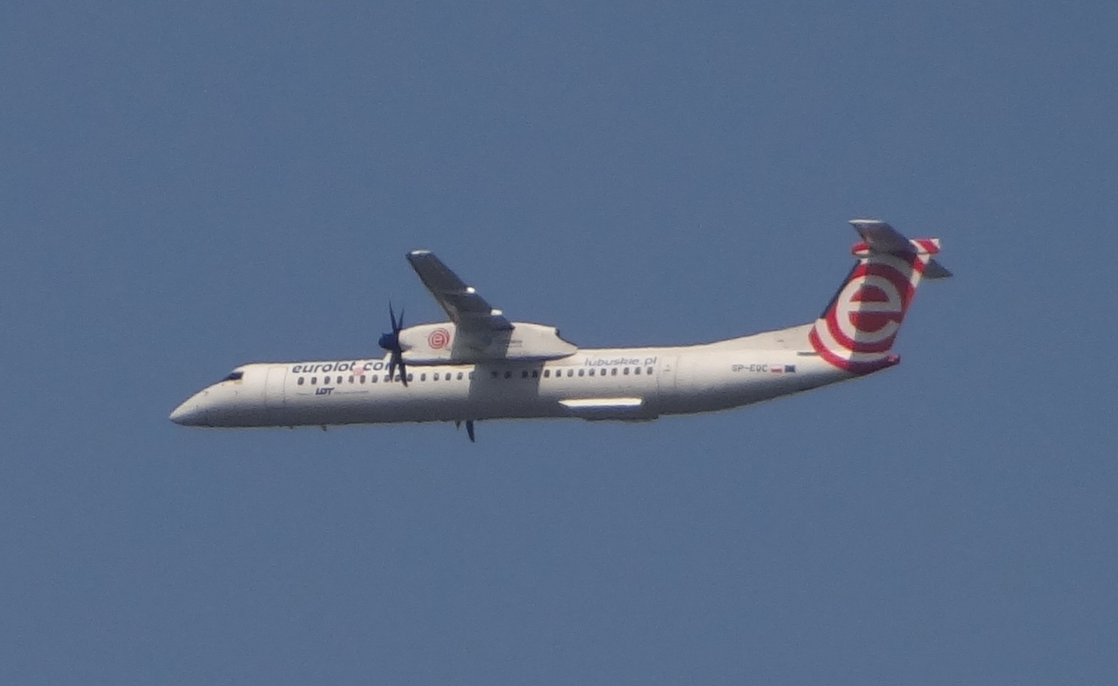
[810,253,922,373]
[427,328,450,350]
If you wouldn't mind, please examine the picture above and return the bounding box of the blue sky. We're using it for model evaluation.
[2,1,1117,683]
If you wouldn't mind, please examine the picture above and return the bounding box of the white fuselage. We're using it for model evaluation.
[169,220,946,431]
[169,325,855,428]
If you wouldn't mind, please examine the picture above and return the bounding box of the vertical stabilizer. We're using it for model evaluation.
[809,219,950,374]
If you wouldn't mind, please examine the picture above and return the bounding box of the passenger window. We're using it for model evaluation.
[532,370,539,378]
[578,369,585,377]
[611,367,618,376]
[468,372,474,380]
[647,367,654,375]
[406,373,413,382]
[433,373,439,381]
[336,376,343,384]
[311,376,317,384]
[634,367,641,375]
[420,373,427,381]
[298,377,305,385]
[348,375,354,383]
[491,371,499,379]
[503,370,511,379]
[568,369,574,377]
[543,369,550,378]
[457,372,463,380]
[521,370,529,379]
[624,367,630,375]
[360,375,366,383]
[371,374,378,383]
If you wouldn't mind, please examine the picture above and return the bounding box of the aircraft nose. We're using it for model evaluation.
[169,399,208,426]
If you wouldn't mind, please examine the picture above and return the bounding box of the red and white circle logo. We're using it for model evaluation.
[427,327,451,350]
[810,254,922,373]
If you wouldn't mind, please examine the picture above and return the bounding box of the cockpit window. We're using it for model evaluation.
[222,371,244,382]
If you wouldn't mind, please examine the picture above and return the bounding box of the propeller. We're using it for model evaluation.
[378,303,408,387]
[455,420,476,443]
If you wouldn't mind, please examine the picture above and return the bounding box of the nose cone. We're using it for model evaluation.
[169,398,208,426]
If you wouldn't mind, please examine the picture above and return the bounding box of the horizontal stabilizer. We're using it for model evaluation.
[849,219,913,253]
[923,259,952,279]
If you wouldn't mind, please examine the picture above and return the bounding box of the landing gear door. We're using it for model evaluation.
[265,366,286,409]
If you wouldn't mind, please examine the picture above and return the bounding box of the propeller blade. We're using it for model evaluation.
[466,420,475,443]
[381,302,408,386]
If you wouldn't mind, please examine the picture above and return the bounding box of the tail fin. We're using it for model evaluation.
[809,219,950,374]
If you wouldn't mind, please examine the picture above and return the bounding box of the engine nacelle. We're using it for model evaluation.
[398,321,578,364]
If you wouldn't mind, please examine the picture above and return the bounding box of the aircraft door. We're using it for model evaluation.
[265,366,286,409]
[655,355,678,412]
[663,354,695,413]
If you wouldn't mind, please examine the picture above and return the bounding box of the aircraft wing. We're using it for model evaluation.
[406,250,514,333]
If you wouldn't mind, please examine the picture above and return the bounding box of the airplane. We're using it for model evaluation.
[170,219,950,441]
